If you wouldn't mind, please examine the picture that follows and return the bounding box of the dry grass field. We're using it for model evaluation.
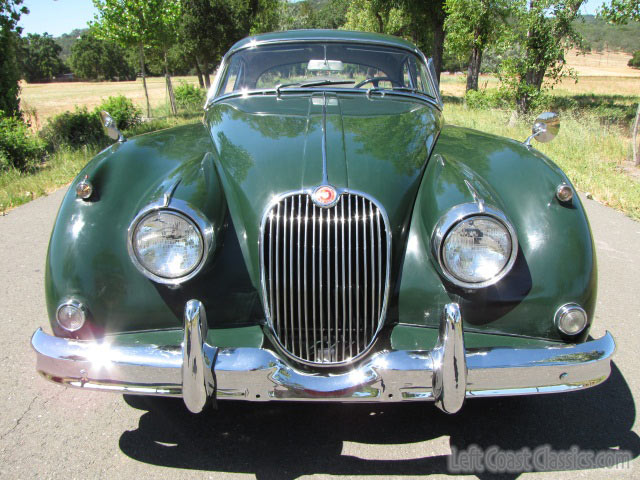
[20,75,201,127]
[439,49,640,98]
[565,49,640,77]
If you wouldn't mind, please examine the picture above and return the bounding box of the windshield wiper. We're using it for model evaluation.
[275,80,355,96]
[366,86,419,96]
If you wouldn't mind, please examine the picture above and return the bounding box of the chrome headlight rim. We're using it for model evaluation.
[432,203,518,289]
[127,200,214,285]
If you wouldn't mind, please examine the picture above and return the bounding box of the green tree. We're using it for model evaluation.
[93,0,182,117]
[0,0,28,116]
[70,31,135,80]
[500,0,585,113]
[344,0,400,34]
[398,0,448,83]
[600,0,640,23]
[178,0,280,89]
[444,0,512,92]
[19,33,66,82]
[179,0,236,89]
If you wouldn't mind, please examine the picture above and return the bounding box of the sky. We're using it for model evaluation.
[18,0,610,38]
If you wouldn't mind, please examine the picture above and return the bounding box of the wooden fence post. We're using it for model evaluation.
[633,103,639,166]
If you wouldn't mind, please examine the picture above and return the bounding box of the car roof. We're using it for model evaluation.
[228,29,421,56]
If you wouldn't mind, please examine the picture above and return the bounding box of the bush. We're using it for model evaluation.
[629,51,640,69]
[464,89,512,109]
[40,107,106,150]
[0,111,46,172]
[96,95,142,130]
[174,82,206,112]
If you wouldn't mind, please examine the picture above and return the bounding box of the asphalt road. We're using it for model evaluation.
[1,188,639,480]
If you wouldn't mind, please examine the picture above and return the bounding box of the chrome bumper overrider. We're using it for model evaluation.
[31,301,615,414]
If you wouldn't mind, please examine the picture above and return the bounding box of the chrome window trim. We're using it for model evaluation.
[431,203,519,289]
[208,88,442,112]
[259,188,392,367]
[55,299,88,332]
[127,199,215,286]
[554,303,588,336]
[206,39,442,108]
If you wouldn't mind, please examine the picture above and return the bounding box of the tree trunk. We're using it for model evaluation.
[138,43,151,119]
[374,12,384,33]
[204,67,211,89]
[466,45,483,92]
[517,64,546,113]
[431,16,445,84]
[164,49,177,115]
[194,56,204,89]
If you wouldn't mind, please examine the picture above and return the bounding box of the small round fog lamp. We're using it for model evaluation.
[56,301,86,332]
[555,304,587,336]
[556,184,573,203]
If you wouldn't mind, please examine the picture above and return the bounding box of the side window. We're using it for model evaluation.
[402,61,413,89]
[418,62,437,98]
[403,57,436,98]
[219,61,241,95]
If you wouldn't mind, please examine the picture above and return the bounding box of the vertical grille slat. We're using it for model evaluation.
[369,201,376,338]
[303,196,310,360]
[355,197,360,353]
[319,207,324,359]
[263,192,388,365]
[340,199,347,362]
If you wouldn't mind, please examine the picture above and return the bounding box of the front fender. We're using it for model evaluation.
[44,123,247,338]
[397,125,596,342]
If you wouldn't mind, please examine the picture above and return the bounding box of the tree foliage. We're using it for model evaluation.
[600,0,640,24]
[19,33,66,82]
[499,0,585,113]
[177,0,280,88]
[575,14,640,53]
[70,31,135,80]
[92,0,183,116]
[0,0,28,116]
[444,0,512,91]
[343,0,408,35]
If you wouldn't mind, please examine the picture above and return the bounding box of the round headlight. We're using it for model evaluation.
[441,215,515,287]
[132,210,203,280]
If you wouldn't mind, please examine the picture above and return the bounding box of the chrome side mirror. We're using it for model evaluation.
[524,112,559,147]
[100,111,126,143]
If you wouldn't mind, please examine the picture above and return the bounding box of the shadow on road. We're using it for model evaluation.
[119,363,639,479]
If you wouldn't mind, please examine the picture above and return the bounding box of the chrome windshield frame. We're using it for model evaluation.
[205,38,443,109]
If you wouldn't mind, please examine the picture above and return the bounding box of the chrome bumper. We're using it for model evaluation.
[31,301,615,414]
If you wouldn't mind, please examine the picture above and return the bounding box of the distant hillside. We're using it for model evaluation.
[54,28,88,62]
[574,15,640,54]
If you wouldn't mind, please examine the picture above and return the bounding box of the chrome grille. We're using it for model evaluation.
[262,192,389,365]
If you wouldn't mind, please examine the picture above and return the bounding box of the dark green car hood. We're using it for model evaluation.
[205,92,443,285]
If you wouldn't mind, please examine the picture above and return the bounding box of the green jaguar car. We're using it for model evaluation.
[32,30,615,414]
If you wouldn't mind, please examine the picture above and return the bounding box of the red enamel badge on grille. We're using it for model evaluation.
[312,185,337,207]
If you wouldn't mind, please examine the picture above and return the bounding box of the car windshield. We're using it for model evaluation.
[216,42,437,98]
